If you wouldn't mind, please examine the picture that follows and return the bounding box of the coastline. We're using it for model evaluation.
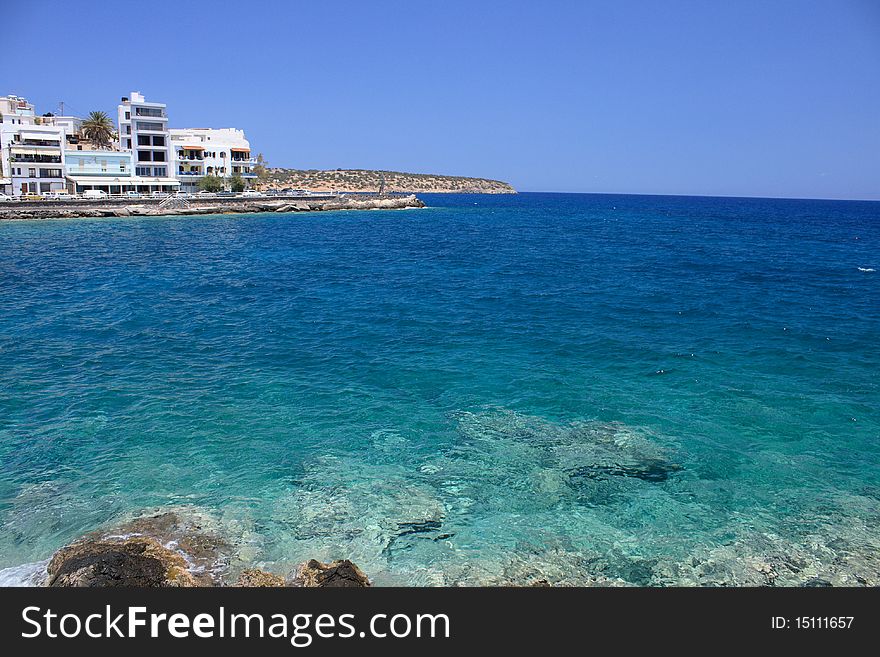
[0,194,425,221]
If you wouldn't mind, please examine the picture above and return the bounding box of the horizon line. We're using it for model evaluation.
[507,190,880,203]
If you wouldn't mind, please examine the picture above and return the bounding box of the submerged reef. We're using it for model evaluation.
[3,410,878,587]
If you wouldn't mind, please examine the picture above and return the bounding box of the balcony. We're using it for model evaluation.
[10,154,62,164]
[177,169,203,176]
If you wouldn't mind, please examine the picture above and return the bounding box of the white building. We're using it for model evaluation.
[104,91,178,193]
[170,127,256,193]
[0,95,67,196]
[2,90,258,196]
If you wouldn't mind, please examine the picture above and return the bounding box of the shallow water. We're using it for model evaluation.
[1,193,878,585]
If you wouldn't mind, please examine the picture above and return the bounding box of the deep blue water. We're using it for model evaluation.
[0,193,878,585]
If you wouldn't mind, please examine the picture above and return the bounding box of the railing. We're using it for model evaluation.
[158,195,190,209]
[10,156,62,164]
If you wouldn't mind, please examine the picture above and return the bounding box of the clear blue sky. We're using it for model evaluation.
[3,0,879,199]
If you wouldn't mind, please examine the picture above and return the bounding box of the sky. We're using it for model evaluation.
[2,0,879,199]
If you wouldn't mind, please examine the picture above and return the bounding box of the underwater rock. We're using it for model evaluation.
[290,559,371,587]
[236,569,287,587]
[272,454,447,570]
[46,537,194,587]
[651,522,880,587]
[568,460,683,483]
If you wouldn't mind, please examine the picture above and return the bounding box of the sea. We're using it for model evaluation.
[0,192,877,586]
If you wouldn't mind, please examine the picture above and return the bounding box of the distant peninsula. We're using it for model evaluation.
[262,168,516,194]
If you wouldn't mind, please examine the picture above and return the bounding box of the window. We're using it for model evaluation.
[153,167,166,177]
[136,121,163,131]
[152,136,165,146]
[125,111,130,120]
[120,162,126,172]
[136,166,150,176]
[137,150,152,162]
[28,168,36,177]
[152,151,165,162]
[125,125,131,134]
[138,135,151,146]
[125,139,132,149]
[135,107,164,118]
[100,160,107,172]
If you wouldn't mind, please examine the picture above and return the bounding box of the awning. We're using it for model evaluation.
[10,148,54,156]
[21,131,61,141]
[180,145,204,150]
[230,148,250,153]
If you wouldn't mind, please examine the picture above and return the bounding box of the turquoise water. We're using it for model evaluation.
[1,193,878,585]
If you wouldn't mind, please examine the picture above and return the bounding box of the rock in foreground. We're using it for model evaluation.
[236,569,288,587]
[290,559,371,587]
[46,537,195,587]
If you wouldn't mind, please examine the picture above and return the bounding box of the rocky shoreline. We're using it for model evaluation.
[0,194,425,222]
[33,512,370,588]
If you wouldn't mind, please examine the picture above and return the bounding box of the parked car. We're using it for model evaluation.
[0,194,13,202]
[216,191,236,197]
[240,190,263,197]
[44,191,72,201]
[82,189,108,199]
[150,191,168,198]
[196,191,216,197]
[125,191,142,199]
[23,193,45,201]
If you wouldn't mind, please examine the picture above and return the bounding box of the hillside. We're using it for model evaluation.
[261,168,516,194]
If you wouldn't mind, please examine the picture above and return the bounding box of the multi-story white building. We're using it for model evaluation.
[170,127,256,193]
[0,95,67,196]
[108,91,178,193]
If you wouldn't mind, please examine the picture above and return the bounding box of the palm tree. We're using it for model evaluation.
[80,111,116,150]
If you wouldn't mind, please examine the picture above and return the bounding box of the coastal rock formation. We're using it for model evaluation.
[236,568,288,587]
[263,168,516,194]
[0,194,424,221]
[43,511,231,587]
[290,559,371,587]
[46,537,195,587]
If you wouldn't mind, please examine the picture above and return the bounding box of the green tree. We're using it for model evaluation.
[80,111,116,150]
[229,173,246,193]
[253,153,269,186]
[198,175,224,193]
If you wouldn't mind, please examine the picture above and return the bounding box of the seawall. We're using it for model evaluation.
[0,194,425,221]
